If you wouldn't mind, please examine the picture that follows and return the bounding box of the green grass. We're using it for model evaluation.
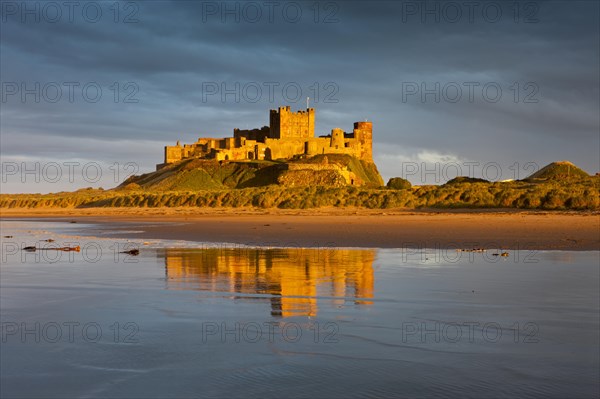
[117,155,384,192]
[3,177,598,210]
[526,161,590,181]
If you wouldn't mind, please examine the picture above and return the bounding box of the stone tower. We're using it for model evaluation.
[353,121,373,161]
[330,128,345,149]
[269,106,315,139]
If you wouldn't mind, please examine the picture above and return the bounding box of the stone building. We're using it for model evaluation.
[158,106,373,169]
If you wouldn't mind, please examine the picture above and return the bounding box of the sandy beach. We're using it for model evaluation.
[2,207,598,250]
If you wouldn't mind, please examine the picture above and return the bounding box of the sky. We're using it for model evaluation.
[1,0,599,193]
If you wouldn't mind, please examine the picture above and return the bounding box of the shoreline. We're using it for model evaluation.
[2,207,599,250]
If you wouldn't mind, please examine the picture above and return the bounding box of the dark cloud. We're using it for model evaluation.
[1,0,598,192]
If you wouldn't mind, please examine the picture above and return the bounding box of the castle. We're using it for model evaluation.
[158,106,373,169]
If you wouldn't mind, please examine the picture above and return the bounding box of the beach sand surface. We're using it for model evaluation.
[2,207,598,250]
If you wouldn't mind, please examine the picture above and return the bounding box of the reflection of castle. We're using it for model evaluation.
[158,106,373,169]
[163,247,375,317]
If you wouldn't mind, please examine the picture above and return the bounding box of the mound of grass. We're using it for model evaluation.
[387,177,412,190]
[525,161,590,181]
[117,159,283,191]
[445,176,490,185]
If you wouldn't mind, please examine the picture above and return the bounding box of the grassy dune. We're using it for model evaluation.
[2,178,598,210]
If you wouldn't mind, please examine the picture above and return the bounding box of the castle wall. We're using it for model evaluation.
[264,138,306,160]
[234,126,270,142]
[307,134,364,158]
[165,146,183,164]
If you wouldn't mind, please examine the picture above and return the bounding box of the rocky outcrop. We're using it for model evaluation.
[277,169,347,187]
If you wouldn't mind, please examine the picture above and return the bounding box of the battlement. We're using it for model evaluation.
[272,105,315,114]
[354,121,372,130]
[159,106,373,170]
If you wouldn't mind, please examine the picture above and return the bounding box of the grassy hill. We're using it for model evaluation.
[525,161,590,181]
[119,158,285,191]
[118,155,384,191]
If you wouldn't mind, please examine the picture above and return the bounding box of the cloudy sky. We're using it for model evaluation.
[1,0,598,193]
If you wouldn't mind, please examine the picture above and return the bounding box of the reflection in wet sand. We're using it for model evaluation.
[163,247,376,317]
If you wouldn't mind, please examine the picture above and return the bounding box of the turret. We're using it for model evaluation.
[331,128,345,149]
[353,121,373,161]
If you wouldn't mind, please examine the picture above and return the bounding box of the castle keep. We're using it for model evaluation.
[159,106,373,169]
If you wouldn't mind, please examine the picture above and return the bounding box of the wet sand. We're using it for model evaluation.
[2,207,598,250]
